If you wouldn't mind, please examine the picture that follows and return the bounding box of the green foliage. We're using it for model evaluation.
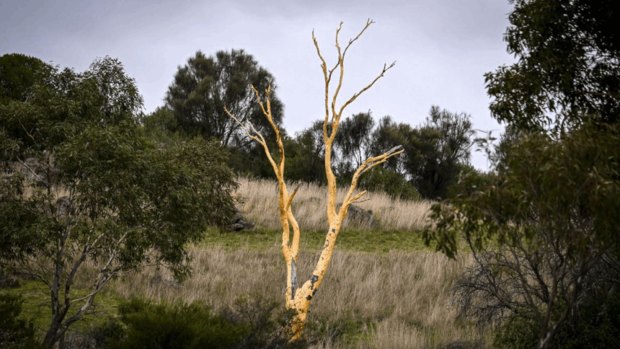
[334,112,375,172]
[369,116,411,174]
[165,49,284,148]
[94,296,298,349]
[358,167,420,200]
[284,122,326,183]
[485,0,620,131]
[283,107,473,199]
[222,295,293,348]
[550,290,620,349]
[55,126,237,277]
[495,291,620,349]
[0,53,51,104]
[0,174,45,263]
[493,316,539,349]
[0,294,38,349]
[0,54,237,348]
[140,106,180,143]
[427,1,620,345]
[430,124,620,347]
[305,312,373,347]
[239,104,474,196]
[94,296,376,349]
[164,50,287,179]
[228,145,280,179]
[370,107,473,199]
[407,106,473,199]
[103,298,245,349]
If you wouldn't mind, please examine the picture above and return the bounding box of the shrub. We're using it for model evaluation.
[359,167,420,200]
[99,296,304,349]
[0,293,38,349]
[494,291,620,349]
[221,295,296,349]
[104,298,246,349]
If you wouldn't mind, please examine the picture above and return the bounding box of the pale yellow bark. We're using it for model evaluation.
[226,19,401,342]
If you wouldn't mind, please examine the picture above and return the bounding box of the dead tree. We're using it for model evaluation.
[226,19,401,341]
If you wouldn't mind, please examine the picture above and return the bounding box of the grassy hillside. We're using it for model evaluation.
[235,177,431,232]
[3,178,489,348]
[110,247,487,348]
[106,178,487,348]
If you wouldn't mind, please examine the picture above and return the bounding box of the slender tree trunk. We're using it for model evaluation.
[286,222,341,340]
[42,317,63,349]
[226,19,399,342]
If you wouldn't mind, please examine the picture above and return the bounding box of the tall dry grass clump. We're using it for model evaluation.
[235,177,431,231]
[111,246,487,348]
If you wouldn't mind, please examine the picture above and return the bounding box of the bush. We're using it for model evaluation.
[359,167,420,200]
[104,298,246,349]
[494,290,620,349]
[493,315,539,349]
[0,293,38,349]
[305,313,373,347]
[97,296,303,349]
[221,295,296,349]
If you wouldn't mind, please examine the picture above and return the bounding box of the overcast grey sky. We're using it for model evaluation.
[0,0,513,170]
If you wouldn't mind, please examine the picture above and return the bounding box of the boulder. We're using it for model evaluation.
[228,210,255,231]
[337,203,375,228]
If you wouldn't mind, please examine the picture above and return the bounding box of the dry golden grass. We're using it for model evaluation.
[235,177,432,232]
[111,246,488,348]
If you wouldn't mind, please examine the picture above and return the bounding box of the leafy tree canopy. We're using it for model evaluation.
[0,54,237,348]
[0,53,51,104]
[369,107,473,199]
[426,0,620,346]
[165,49,284,147]
[486,0,620,132]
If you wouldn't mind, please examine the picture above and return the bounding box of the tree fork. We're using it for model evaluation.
[226,19,401,342]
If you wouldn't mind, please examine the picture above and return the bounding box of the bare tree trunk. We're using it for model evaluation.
[226,19,399,342]
[42,323,60,349]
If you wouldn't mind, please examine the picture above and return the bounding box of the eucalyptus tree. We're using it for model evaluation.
[485,0,620,132]
[334,112,375,173]
[226,20,401,341]
[0,55,236,348]
[426,0,620,347]
[165,49,284,148]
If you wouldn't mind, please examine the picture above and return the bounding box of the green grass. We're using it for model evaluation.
[201,227,429,253]
[1,280,122,338]
[3,228,435,345]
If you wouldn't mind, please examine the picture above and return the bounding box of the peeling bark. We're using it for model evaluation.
[291,260,297,300]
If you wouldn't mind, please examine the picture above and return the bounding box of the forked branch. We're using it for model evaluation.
[226,88,303,310]
[226,20,402,342]
[312,19,396,140]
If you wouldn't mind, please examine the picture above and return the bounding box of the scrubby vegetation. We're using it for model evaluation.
[1,0,619,347]
[2,237,485,348]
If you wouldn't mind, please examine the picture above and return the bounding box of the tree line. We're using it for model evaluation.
[145,48,475,201]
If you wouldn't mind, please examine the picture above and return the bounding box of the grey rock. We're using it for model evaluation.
[337,203,375,228]
[228,210,255,231]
